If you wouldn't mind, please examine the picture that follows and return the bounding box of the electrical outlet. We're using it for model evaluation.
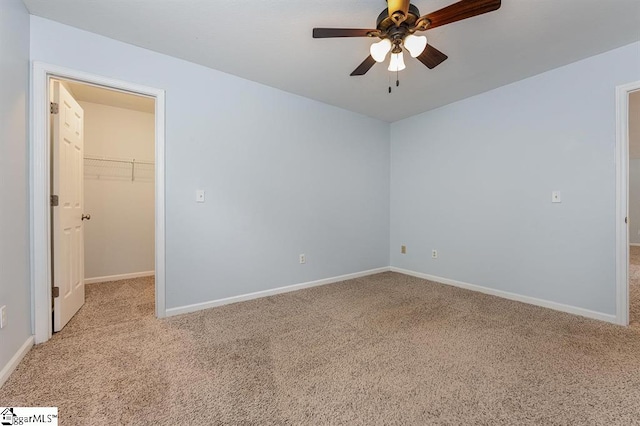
[432,250,438,259]
[401,245,406,254]
[0,305,6,329]
[299,254,306,264]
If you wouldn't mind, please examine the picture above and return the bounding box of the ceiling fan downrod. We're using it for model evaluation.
[387,0,411,26]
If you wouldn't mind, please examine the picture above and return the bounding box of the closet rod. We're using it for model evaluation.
[84,155,154,165]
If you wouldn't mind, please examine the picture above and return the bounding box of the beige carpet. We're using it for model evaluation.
[2,273,640,425]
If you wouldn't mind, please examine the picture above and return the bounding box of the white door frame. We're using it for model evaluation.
[31,62,166,344]
[615,80,640,326]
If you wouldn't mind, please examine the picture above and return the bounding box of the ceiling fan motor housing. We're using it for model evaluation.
[377,4,421,52]
[377,4,421,29]
[386,0,412,25]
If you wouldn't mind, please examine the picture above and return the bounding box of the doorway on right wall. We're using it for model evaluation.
[628,90,640,328]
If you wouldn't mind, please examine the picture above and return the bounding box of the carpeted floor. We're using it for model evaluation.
[2,272,640,425]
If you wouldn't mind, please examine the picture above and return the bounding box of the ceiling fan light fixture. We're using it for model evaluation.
[404,34,427,57]
[388,52,406,72]
[370,39,392,62]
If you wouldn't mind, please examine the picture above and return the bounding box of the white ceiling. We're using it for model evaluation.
[62,80,155,113]
[23,0,640,122]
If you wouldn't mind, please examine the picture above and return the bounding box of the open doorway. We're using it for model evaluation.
[628,91,640,328]
[49,78,156,332]
[616,80,640,327]
[31,62,166,344]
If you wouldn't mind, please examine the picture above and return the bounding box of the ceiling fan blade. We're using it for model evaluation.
[313,28,376,38]
[350,55,377,76]
[416,44,448,69]
[421,0,501,30]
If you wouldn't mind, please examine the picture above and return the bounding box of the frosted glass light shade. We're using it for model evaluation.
[404,34,427,57]
[370,39,392,63]
[388,52,406,72]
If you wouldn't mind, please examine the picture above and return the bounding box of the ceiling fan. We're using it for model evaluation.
[313,0,501,76]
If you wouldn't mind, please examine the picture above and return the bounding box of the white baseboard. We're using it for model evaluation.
[166,267,391,317]
[390,267,618,324]
[0,336,34,388]
[85,271,155,284]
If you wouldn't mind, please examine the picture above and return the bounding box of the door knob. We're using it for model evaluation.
[82,214,91,221]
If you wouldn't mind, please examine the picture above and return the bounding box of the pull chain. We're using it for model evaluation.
[388,69,400,94]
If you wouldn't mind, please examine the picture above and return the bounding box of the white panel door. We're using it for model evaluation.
[52,80,85,332]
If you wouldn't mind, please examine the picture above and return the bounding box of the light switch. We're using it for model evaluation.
[552,191,561,203]
[196,190,205,203]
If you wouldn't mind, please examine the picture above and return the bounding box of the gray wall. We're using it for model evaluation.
[30,16,391,310]
[390,42,640,316]
[0,0,31,375]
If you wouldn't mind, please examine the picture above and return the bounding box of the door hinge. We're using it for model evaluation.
[50,195,59,207]
[626,217,628,224]
[50,102,59,114]
[52,287,60,298]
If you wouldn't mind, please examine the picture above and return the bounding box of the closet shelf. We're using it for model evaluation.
[84,155,154,182]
